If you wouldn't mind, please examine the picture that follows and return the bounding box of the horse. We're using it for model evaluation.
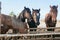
[32,9,40,26]
[17,7,34,31]
[45,5,58,31]
[0,7,32,34]
[27,9,40,31]
[17,7,31,22]
[0,14,28,34]
[17,7,40,31]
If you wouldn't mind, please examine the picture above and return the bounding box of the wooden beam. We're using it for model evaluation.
[0,32,60,37]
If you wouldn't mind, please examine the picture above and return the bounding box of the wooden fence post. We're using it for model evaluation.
[0,2,1,14]
[0,1,1,34]
[0,1,3,34]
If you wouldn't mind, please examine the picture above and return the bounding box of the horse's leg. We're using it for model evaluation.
[1,26,9,34]
[45,24,51,39]
[53,23,56,31]
[12,29,19,40]
[49,24,56,31]
[52,23,56,38]
[1,25,9,40]
[46,24,50,31]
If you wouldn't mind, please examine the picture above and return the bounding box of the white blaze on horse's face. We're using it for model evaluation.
[33,12,40,23]
[33,13,38,23]
[25,19,27,23]
[37,13,40,17]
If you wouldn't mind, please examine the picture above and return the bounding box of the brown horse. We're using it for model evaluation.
[32,9,40,26]
[0,14,28,34]
[17,7,40,31]
[27,9,40,31]
[17,7,31,22]
[45,5,58,31]
[0,7,32,34]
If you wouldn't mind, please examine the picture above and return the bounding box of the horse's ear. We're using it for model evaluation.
[24,6,26,9]
[32,8,34,11]
[50,5,52,8]
[57,5,58,8]
[39,9,40,11]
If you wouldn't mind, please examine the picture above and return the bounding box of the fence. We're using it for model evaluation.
[0,32,60,40]
[0,27,60,40]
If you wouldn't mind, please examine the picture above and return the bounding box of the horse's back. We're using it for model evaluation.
[0,14,13,26]
[0,14,11,20]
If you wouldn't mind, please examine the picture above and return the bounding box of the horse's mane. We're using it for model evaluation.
[17,7,31,22]
[17,10,24,19]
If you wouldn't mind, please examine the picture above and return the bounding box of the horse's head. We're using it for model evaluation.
[32,8,40,25]
[23,7,31,19]
[50,5,58,23]
[17,7,31,22]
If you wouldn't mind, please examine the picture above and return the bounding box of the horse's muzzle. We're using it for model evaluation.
[52,19,57,23]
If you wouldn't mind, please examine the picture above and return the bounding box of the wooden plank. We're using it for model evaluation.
[0,32,60,37]
[29,27,60,30]
[0,2,1,14]
[36,38,60,40]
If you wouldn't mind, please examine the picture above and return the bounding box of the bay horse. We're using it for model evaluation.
[17,7,31,22]
[0,7,32,34]
[45,5,58,31]
[32,9,40,26]
[17,7,40,31]
[27,9,40,31]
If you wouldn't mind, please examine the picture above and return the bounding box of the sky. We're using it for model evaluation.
[0,0,60,20]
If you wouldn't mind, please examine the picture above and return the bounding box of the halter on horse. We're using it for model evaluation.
[45,5,58,31]
[32,9,40,26]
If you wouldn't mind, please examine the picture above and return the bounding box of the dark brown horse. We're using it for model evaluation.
[0,7,32,34]
[17,7,40,31]
[17,7,31,22]
[32,9,40,26]
[45,5,58,31]
[0,14,28,34]
[17,7,35,31]
[27,9,40,31]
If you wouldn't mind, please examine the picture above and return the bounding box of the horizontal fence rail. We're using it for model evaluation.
[0,32,60,37]
[0,26,60,40]
[28,27,60,30]
[0,32,60,40]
